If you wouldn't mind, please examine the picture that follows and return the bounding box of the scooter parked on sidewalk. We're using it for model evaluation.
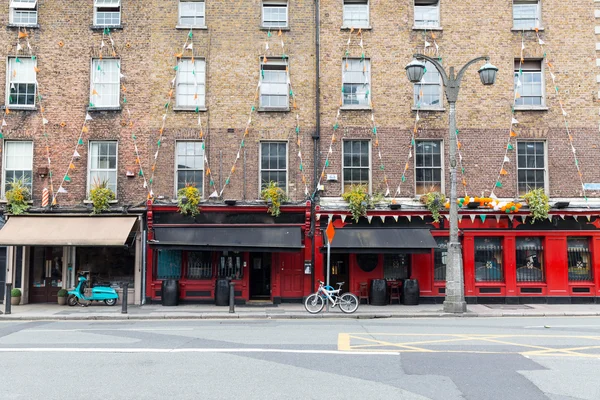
[67,275,119,307]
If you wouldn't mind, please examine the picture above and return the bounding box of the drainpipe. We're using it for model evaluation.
[310,0,321,294]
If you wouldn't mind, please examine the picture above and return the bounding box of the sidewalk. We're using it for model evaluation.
[1,302,599,320]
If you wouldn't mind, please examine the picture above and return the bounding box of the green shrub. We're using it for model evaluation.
[90,178,116,214]
[11,288,21,297]
[57,289,68,297]
[5,179,30,215]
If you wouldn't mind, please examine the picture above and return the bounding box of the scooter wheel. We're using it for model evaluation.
[104,298,117,306]
[67,294,78,307]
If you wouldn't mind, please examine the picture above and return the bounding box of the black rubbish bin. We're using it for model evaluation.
[161,280,179,306]
[370,279,388,306]
[403,279,419,305]
[215,278,230,306]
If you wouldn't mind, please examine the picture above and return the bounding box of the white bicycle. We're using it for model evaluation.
[304,280,359,314]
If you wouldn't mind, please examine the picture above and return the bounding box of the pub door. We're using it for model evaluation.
[328,253,350,294]
[29,247,63,303]
[0,247,5,301]
[250,253,271,300]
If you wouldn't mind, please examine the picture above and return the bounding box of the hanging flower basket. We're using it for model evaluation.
[342,185,373,223]
[90,178,116,214]
[177,185,201,217]
[5,179,31,215]
[521,188,549,223]
[420,191,446,223]
[261,181,287,217]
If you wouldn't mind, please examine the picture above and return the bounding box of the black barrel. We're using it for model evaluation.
[215,278,230,306]
[403,279,420,305]
[370,279,388,306]
[161,280,179,306]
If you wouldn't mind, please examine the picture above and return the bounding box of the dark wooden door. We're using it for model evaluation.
[250,253,271,299]
[29,247,62,303]
[0,247,5,301]
[329,254,350,294]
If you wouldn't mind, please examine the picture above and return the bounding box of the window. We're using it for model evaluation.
[157,249,182,280]
[88,141,118,196]
[176,141,204,194]
[383,254,410,280]
[2,141,33,198]
[260,141,287,190]
[516,237,544,282]
[262,0,288,28]
[514,60,543,106]
[342,58,370,107]
[513,0,540,29]
[414,61,441,107]
[414,0,439,28]
[260,58,289,109]
[186,251,212,280]
[9,0,37,26]
[567,238,592,282]
[517,141,546,195]
[178,0,205,27]
[342,140,370,192]
[433,237,448,281]
[343,0,369,28]
[176,58,206,109]
[90,59,120,108]
[77,247,135,288]
[6,57,37,108]
[94,0,121,26]
[218,252,243,280]
[474,237,504,282]
[415,140,442,195]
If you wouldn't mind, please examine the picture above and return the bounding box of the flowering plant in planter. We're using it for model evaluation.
[522,188,549,223]
[90,178,116,214]
[342,185,374,223]
[260,181,287,217]
[177,185,201,217]
[420,191,446,223]
[5,179,31,215]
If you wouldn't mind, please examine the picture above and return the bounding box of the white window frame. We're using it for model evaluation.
[87,141,118,198]
[90,58,121,108]
[343,0,369,29]
[513,0,541,30]
[341,139,371,194]
[262,0,288,28]
[174,140,205,197]
[178,0,206,28]
[514,59,545,108]
[413,0,440,28]
[516,140,548,195]
[9,0,38,26]
[6,56,37,109]
[413,61,442,108]
[94,0,121,27]
[414,139,444,196]
[175,58,206,109]
[259,141,288,192]
[259,57,289,110]
[341,58,371,108]
[2,140,33,199]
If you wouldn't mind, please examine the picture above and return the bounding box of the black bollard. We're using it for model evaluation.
[5,283,12,315]
[121,282,129,314]
[229,282,235,314]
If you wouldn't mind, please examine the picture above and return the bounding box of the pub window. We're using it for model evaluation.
[157,249,182,279]
[383,254,410,280]
[77,247,135,288]
[516,237,544,282]
[218,252,243,280]
[567,238,592,282]
[433,237,448,281]
[474,237,504,282]
[186,251,212,280]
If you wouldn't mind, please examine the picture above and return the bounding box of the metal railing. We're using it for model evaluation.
[516,246,545,282]
[567,247,593,282]
[475,245,504,282]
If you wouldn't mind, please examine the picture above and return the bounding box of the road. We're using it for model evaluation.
[1,317,600,400]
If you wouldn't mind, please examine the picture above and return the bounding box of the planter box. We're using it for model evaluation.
[11,296,20,306]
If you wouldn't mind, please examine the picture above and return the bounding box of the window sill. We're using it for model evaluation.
[511,27,544,32]
[83,200,119,204]
[514,106,548,111]
[340,106,372,111]
[412,106,445,112]
[176,25,208,30]
[1,105,36,111]
[341,26,372,31]
[173,106,208,112]
[259,26,290,31]
[0,200,33,205]
[412,26,442,31]
[90,25,124,30]
[257,107,290,112]
[87,106,122,112]
[7,23,40,29]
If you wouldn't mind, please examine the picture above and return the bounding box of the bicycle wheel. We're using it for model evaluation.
[339,293,359,314]
[304,294,325,314]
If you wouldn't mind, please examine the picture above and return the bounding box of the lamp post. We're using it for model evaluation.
[405,55,498,313]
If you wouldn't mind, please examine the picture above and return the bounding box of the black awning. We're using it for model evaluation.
[323,228,437,254]
[151,226,303,252]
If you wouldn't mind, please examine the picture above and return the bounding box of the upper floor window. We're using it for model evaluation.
[176,141,204,194]
[260,58,289,109]
[414,0,439,28]
[88,141,118,196]
[90,59,121,108]
[262,0,288,28]
[176,58,206,109]
[517,141,546,195]
[343,0,369,28]
[6,57,36,108]
[260,141,287,191]
[474,237,504,282]
[414,61,441,108]
[2,141,33,198]
[342,58,370,107]
[415,140,442,195]
[9,0,37,26]
[513,0,540,29]
[94,0,121,26]
[514,59,544,107]
[342,140,370,192]
[178,0,205,27]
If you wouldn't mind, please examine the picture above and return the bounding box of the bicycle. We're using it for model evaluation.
[304,280,359,314]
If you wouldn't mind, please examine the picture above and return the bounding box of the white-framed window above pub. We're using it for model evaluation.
[175,58,206,110]
[2,140,33,198]
[175,141,204,195]
[178,0,205,28]
[94,0,121,27]
[342,140,370,193]
[414,61,442,108]
[6,56,37,109]
[513,0,541,30]
[517,141,547,196]
[262,0,288,28]
[415,140,443,195]
[414,0,440,28]
[342,58,370,108]
[343,0,369,28]
[87,141,118,197]
[260,141,287,191]
[9,0,38,26]
[90,58,121,108]
[260,57,289,110]
[514,59,544,107]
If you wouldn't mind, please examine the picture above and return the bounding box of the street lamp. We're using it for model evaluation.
[405,54,498,313]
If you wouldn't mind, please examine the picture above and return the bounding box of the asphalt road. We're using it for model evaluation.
[1,317,600,400]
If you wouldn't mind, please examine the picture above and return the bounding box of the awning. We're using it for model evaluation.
[151,226,303,252]
[324,228,437,254]
[0,216,137,246]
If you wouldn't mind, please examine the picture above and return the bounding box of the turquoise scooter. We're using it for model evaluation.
[67,275,119,306]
